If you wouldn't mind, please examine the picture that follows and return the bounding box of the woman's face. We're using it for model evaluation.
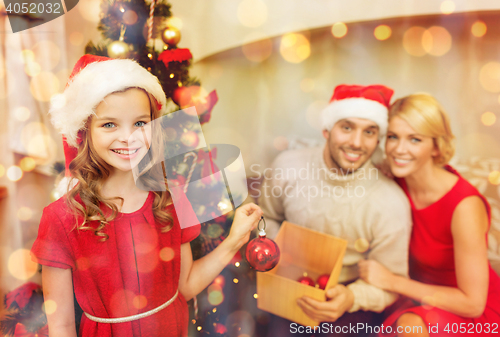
[385,116,438,178]
[90,88,152,173]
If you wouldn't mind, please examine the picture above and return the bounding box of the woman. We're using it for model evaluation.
[358,93,500,336]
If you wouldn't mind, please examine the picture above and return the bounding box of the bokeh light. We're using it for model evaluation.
[30,72,60,102]
[21,122,58,161]
[18,207,33,221]
[123,10,138,25]
[440,0,455,15]
[214,323,227,335]
[253,293,258,299]
[166,16,183,30]
[21,50,35,64]
[471,20,487,37]
[331,22,347,38]
[403,26,427,57]
[374,25,392,41]
[481,112,496,126]
[69,31,85,46]
[33,41,60,70]
[7,166,23,182]
[354,238,370,253]
[422,26,452,56]
[0,164,5,178]
[273,136,288,151]
[280,33,310,63]
[24,61,41,77]
[14,106,30,122]
[217,199,232,212]
[237,0,267,28]
[8,249,38,280]
[208,284,224,306]
[306,100,328,130]
[20,157,36,172]
[242,38,273,63]
[235,261,240,267]
[300,78,315,92]
[78,0,101,22]
[43,300,57,315]
[207,223,224,239]
[489,171,500,185]
[213,275,226,288]
[479,62,500,93]
[133,295,148,309]
[160,247,175,262]
[76,257,91,271]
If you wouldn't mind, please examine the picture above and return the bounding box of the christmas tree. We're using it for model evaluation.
[82,1,250,336]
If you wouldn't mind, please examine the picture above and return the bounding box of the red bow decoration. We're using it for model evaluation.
[158,48,193,67]
[197,148,219,184]
[5,283,41,310]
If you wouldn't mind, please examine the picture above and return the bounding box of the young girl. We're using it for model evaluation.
[31,55,263,337]
[359,94,500,336]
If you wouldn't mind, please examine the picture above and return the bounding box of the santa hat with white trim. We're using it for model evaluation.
[50,54,167,195]
[321,84,394,137]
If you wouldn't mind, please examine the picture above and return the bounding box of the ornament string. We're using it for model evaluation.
[119,24,126,42]
[258,217,266,232]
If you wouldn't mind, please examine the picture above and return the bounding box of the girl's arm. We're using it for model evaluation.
[359,195,489,318]
[178,203,262,300]
[42,266,78,337]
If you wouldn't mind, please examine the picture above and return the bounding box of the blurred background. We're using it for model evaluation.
[1,0,500,336]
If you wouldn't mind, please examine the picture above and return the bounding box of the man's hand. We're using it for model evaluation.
[358,259,395,291]
[296,284,354,322]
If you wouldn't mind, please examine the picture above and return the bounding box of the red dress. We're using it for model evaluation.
[381,166,500,336]
[31,191,200,337]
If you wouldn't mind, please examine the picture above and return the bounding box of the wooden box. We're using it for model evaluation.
[256,221,348,327]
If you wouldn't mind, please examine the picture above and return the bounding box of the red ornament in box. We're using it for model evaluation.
[245,217,280,272]
[297,276,315,287]
[316,274,330,290]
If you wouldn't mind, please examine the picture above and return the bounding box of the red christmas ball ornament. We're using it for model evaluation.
[297,276,315,287]
[245,217,280,272]
[316,274,330,290]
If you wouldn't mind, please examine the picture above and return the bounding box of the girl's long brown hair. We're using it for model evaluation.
[65,87,173,241]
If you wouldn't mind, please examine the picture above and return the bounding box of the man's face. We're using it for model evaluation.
[322,118,380,172]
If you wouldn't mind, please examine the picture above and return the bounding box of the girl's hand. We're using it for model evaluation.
[358,259,394,291]
[226,203,263,250]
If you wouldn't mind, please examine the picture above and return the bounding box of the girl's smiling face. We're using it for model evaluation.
[385,116,438,178]
[90,88,152,173]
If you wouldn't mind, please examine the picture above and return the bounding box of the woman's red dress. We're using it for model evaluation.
[31,191,200,337]
[381,166,500,336]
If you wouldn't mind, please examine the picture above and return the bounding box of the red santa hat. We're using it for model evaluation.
[321,84,394,137]
[50,54,167,195]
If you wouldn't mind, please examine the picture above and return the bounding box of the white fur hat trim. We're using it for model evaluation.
[321,97,388,137]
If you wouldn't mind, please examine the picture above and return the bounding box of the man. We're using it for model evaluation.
[258,84,412,336]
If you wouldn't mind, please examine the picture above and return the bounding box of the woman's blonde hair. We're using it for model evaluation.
[389,93,455,166]
[66,87,173,241]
